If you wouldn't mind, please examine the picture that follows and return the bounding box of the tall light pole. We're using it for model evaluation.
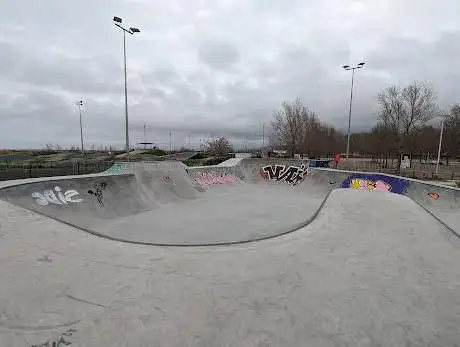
[342,62,365,160]
[143,122,147,149]
[113,16,140,161]
[436,115,448,177]
[76,100,85,158]
[262,124,265,148]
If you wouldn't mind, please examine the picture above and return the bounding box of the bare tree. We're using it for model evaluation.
[377,81,437,136]
[444,103,460,157]
[368,123,396,154]
[205,137,233,156]
[405,125,439,159]
[44,144,54,151]
[270,98,315,157]
[377,81,437,169]
[270,98,343,157]
[302,121,343,157]
[321,125,342,155]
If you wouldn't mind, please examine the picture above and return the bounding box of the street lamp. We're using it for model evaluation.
[112,16,140,160]
[436,114,449,177]
[76,100,85,158]
[342,62,365,160]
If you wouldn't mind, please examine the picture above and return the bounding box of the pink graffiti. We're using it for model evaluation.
[374,181,391,192]
[350,178,391,192]
[195,172,236,186]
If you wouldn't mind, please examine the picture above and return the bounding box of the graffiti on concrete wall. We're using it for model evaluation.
[31,327,76,347]
[350,178,391,192]
[260,164,309,186]
[32,187,83,206]
[427,192,440,200]
[88,182,107,206]
[195,172,236,186]
[341,174,410,194]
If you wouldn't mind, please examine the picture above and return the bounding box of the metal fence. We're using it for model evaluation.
[339,159,460,181]
[0,162,114,181]
[1,159,458,183]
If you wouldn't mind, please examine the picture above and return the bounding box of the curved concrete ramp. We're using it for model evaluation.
[0,159,459,245]
[0,160,330,245]
[303,167,460,237]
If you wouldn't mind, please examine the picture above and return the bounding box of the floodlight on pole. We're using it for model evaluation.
[112,16,140,160]
[435,114,449,177]
[342,61,366,160]
[76,100,85,158]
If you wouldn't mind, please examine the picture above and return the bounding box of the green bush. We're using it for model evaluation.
[182,159,204,167]
[190,152,206,160]
[144,149,167,156]
[34,150,60,155]
[202,155,233,166]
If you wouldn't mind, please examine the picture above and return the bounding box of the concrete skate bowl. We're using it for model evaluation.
[0,159,459,246]
[0,160,329,246]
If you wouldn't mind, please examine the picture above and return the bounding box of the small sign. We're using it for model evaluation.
[401,154,411,169]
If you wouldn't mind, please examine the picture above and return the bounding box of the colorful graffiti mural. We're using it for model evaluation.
[350,178,391,192]
[260,164,309,186]
[195,172,236,186]
[341,174,410,194]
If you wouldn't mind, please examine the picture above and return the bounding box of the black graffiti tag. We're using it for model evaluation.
[88,182,107,206]
[31,327,76,346]
[262,164,309,186]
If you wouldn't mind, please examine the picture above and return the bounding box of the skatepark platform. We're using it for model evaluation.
[0,159,459,346]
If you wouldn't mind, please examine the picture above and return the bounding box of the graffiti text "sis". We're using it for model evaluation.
[32,186,83,206]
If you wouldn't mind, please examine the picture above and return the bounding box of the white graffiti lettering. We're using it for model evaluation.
[261,164,309,186]
[32,186,83,206]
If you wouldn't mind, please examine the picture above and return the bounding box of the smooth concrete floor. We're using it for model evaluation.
[1,189,459,346]
[97,183,328,245]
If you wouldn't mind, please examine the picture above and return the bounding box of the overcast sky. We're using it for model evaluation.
[0,0,459,150]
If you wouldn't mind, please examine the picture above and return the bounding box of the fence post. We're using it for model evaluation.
[28,164,32,178]
[77,162,80,175]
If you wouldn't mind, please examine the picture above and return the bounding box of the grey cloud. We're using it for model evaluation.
[198,40,240,70]
[1,0,460,149]
[0,40,127,96]
[142,66,179,84]
[367,30,460,107]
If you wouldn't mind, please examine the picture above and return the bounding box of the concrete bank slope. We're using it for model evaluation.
[297,165,460,238]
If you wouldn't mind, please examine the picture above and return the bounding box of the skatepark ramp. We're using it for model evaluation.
[1,159,460,346]
[0,159,458,245]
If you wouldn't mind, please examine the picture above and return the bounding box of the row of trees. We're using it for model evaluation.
[270,81,460,159]
[270,98,342,157]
